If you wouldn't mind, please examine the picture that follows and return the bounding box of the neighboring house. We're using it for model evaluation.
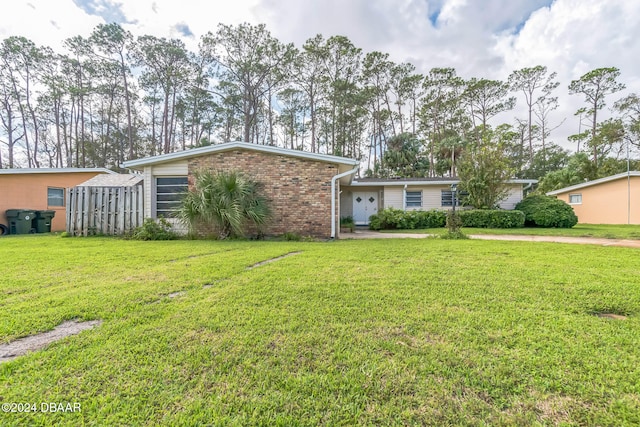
[546,171,640,224]
[121,142,359,238]
[341,178,537,225]
[0,168,116,232]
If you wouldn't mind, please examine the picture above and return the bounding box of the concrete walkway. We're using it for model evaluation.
[342,230,640,248]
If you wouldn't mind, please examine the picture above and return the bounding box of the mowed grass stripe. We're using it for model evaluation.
[0,237,639,426]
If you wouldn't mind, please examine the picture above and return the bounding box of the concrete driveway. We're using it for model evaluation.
[342,230,640,249]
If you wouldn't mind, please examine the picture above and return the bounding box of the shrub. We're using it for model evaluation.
[515,195,578,228]
[459,209,525,229]
[340,216,355,232]
[282,231,302,241]
[440,230,469,240]
[368,208,446,230]
[179,170,271,239]
[131,218,177,240]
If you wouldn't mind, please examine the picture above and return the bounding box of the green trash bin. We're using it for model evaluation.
[34,210,56,233]
[5,209,37,235]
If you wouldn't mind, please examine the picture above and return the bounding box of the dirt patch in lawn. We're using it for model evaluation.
[247,251,302,270]
[0,320,102,363]
[595,313,627,320]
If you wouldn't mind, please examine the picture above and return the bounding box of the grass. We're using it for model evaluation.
[1,234,640,425]
[383,224,640,240]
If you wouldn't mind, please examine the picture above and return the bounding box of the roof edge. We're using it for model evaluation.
[121,141,359,169]
[0,168,116,175]
[546,171,640,195]
[350,178,538,186]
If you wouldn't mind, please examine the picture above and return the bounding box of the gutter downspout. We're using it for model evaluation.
[331,166,359,239]
[403,184,407,210]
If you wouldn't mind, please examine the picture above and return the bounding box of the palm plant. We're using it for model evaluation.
[179,170,271,239]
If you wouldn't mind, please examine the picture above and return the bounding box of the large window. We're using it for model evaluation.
[47,187,65,207]
[156,177,188,217]
[405,191,422,208]
[441,190,467,207]
[569,193,582,204]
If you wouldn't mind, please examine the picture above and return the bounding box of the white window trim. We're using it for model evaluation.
[47,187,65,207]
[568,193,582,205]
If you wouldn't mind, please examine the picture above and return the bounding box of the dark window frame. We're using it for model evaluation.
[156,177,188,217]
[441,190,467,207]
[405,191,422,208]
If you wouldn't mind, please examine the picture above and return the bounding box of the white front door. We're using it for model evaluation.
[353,192,379,225]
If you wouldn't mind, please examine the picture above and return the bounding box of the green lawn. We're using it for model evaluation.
[1,235,640,426]
[384,224,640,240]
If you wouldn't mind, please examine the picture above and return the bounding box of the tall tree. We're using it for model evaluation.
[89,23,136,159]
[509,65,559,163]
[463,78,515,134]
[614,93,640,151]
[420,68,468,176]
[132,35,191,154]
[568,67,625,167]
[201,23,295,144]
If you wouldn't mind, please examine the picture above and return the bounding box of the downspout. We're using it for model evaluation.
[523,182,533,195]
[403,184,407,210]
[331,166,359,239]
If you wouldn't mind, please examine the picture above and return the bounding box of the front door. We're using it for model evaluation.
[353,192,379,225]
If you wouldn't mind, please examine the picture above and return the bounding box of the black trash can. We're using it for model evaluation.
[34,210,56,233]
[5,209,37,234]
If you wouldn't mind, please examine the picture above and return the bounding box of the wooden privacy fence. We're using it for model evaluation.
[67,186,144,236]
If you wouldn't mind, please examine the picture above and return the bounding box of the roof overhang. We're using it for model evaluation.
[121,141,360,172]
[348,178,537,187]
[0,168,115,175]
[546,171,640,195]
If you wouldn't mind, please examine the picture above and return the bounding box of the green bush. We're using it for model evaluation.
[459,209,525,229]
[282,232,302,241]
[368,208,524,230]
[515,195,578,228]
[131,218,177,240]
[368,208,446,230]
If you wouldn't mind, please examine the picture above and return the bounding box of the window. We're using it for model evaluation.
[156,177,188,217]
[441,190,467,207]
[569,193,582,204]
[406,191,422,208]
[47,187,65,207]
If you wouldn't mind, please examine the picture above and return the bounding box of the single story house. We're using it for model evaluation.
[341,178,537,225]
[121,142,359,238]
[546,171,640,224]
[0,168,115,233]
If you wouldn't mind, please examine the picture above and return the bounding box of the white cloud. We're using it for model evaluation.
[0,0,103,50]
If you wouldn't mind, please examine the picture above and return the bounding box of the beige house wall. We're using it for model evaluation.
[0,172,109,232]
[554,176,640,224]
[381,184,524,211]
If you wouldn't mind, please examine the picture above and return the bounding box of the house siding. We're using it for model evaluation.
[356,183,526,212]
[187,150,339,238]
[384,187,403,209]
[554,176,640,224]
[498,186,524,210]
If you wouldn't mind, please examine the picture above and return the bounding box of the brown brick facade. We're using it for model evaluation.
[188,149,340,238]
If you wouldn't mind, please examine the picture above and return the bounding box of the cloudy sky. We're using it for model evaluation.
[2,0,639,151]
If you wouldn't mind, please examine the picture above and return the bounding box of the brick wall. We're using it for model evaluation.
[188,149,340,238]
